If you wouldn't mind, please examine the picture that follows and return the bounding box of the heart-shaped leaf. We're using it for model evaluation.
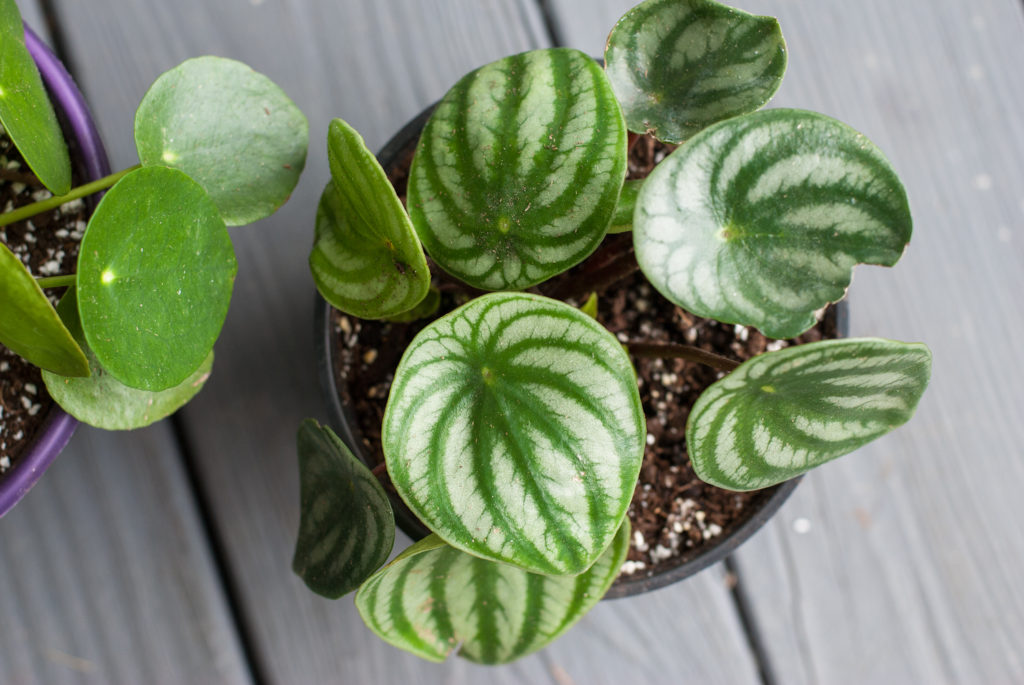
[355,519,629,664]
[42,288,212,429]
[605,0,786,144]
[77,166,236,391]
[407,48,627,290]
[292,419,394,599]
[309,119,430,319]
[688,338,932,491]
[634,109,912,339]
[0,241,87,376]
[0,0,71,194]
[383,292,644,575]
[134,56,308,226]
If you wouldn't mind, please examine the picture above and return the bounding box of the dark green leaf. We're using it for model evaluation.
[42,288,212,429]
[605,0,786,143]
[134,56,308,226]
[0,241,87,376]
[408,48,627,290]
[355,519,629,664]
[293,419,394,599]
[634,109,912,339]
[688,338,932,491]
[0,0,71,194]
[77,166,236,391]
[383,292,644,575]
[608,178,642,234]
[310,119,430,319]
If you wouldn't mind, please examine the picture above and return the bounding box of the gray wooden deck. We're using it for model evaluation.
[2,0,1022,682]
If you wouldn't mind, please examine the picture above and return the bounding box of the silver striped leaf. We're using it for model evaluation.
[292,419,394,599]
[383,292,644,576]
[687,338,932,491]
[355,520,630,664]
[605,0,786,144]
[407,48,627,291]
[310,119,430,319]
[634,109,913,339]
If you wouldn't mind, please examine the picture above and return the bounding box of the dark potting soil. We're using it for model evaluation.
[0,133,86,476]
[327,132,837,581]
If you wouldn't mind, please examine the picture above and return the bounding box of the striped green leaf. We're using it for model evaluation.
[605,0,786,144]
[634,109,912,339]
[292,419,394,599]
[355,520,629,664]
[383,292,644,575]
[310,119,430,319]
[688,338,932,491]
[407,48,627,291]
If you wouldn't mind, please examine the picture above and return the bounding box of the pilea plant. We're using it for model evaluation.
[295,0,931,664]
[0,0,307,430]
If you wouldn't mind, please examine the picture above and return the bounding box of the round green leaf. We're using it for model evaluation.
[292,419,394,599]
[605,0,786,144]
[0,241,87,376]
[356,520,629,664]
[407,48,627,290]
[383,292,644,576]
[77,166,236,391]
[688,338,932,491]
[42,288,212,429]
[309,119,429,319]
[134,56,308,226]
[0,0,71,195]
[634,109,912,339]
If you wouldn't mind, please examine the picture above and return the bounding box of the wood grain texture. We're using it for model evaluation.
[44,0,763,682]
[549,0,1024,682]
[1,7,251,685]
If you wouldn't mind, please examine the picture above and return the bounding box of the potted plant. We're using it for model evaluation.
[296,0,931,664]
[0,0,309,516]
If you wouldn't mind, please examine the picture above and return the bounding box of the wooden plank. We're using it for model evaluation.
[1,7,252,685]
[45,0,763,681]
[549,0,1024,682]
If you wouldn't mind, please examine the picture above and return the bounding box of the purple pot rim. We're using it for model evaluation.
[0,26,111,517]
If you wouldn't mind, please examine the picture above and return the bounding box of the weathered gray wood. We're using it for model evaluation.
[45,0,764,681]
[549,0,1024,682]
[1,7,252,685]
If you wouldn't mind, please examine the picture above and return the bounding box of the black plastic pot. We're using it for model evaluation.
[314,106,849,598]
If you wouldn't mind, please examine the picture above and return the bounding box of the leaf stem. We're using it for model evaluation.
[36,274,76,289]
[626,341,741,373]
[0,164,141,228]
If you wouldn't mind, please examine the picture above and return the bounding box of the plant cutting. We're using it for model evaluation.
[0,0,308,510]
[295,0,931,664]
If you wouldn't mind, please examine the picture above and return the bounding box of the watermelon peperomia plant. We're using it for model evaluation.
[0,0,307,430]
[295,0,932,664]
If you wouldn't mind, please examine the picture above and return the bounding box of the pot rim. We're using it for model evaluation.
[0,25,111,518]
[314,105,849,597]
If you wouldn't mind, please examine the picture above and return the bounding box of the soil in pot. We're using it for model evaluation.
[0,131,87,479]
[325,131,838,587]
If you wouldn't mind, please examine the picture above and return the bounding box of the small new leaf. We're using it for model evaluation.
[355,520,630,664]
[42,288,212,430]
[605,0,786,143]
[0,241,87,377]
[293,420,394,598]
[309,119,430,319]
[634,109,912,339]
[687,338,932,491]
[134,56,308,226]
[383,292,644,575]
[0,0,71,194]
[77,167,236,391]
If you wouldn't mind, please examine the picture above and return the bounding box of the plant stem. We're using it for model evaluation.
[36,274,76,289]
[545,234,638,302]
[627,341,741,373]
[0,164,141,228]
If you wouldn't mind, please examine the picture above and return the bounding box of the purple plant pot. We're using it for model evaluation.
[0,26,110,518]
